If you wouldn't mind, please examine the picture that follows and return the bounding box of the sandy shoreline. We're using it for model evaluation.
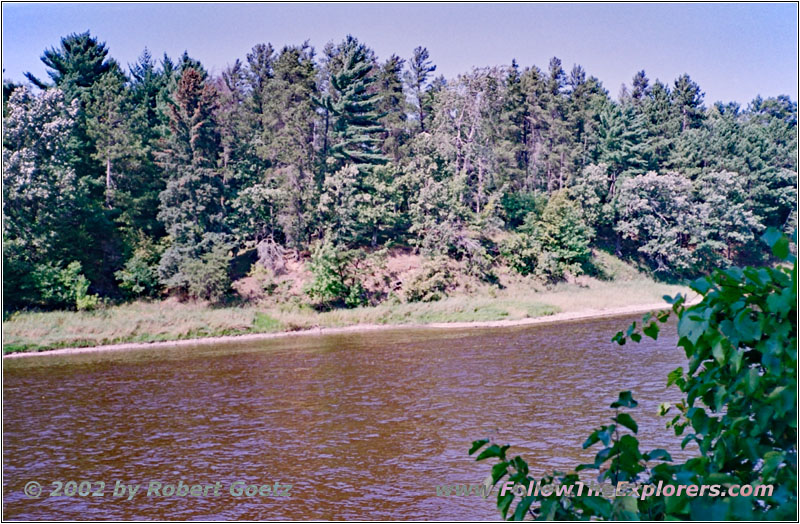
[3,301,681,359]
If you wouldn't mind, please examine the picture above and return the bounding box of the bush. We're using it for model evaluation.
[304,238,367,308]
[499,233,541,276]
[472,228,797,521]
[405,258,453,302]
[115,236,165,298]
[31,261,100,311]
[182,246,231,302]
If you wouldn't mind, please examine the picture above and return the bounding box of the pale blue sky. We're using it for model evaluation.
[2,3,797,104]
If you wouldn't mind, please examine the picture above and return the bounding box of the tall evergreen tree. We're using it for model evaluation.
[156,67,228,291]
[24,31,114,98]
[404,46,437,133]
[377,54,408,162]
[671,73,705,133]
[318,35,387,172]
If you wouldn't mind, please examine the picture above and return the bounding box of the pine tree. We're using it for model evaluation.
[671,73,705,133]
[404,46,436,133]
[318,35,387,172]
[240,43,320,249]
[85,70,136,208]
[495,60,529,190]
[631,70,650,103]
[156,67,228,291]
[377,54,408,162]
[24,31,114,99]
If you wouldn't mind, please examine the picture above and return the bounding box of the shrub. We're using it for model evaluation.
[405,258,453,302]
[304,238,367,308]
[499,233,541,276]
[182,246,231,302]
[537,191,593,275]
[31,261,100,311]
[501,190,547,229]
[115,236,165,298]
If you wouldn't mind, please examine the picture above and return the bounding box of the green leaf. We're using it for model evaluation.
[761,451,784,478]
[665,494,690,515]
[745,368,760,395]
[612,495,641,521]
[614,412,639,434]
[667,367,684,387]
[512,495,534,521]
[733,309,761,342]
[677,314,707,345]
[643,322,660,340]
[646,448,672,461]
[690,276,712,295]
[469,438,490,455]
[762,227,790,259]
[711,339,726,365]
[490,461,509,484]
[583,430,600,449]
[611,391,639,409]
[581,496,612,518]
[476,444,509,461]
[767,385,787,401]
[497,490,514,520]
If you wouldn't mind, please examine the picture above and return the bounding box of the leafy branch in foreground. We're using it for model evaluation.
[471,228,797,520]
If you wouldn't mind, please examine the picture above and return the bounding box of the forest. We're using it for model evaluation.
[3,31,797,312]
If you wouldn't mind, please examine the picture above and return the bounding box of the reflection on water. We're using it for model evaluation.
[3,314,686,520]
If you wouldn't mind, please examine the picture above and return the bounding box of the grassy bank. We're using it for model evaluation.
[3,276,688,354]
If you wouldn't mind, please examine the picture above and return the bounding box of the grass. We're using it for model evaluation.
[2,270,689,354]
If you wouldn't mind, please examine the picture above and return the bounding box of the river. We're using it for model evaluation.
[3,314,687,520]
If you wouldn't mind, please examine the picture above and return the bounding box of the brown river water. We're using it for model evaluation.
[3,314,687,520]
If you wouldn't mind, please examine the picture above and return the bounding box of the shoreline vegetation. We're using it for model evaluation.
[3,269,692,356]
[5,32,792,360]
[2,300,682,360]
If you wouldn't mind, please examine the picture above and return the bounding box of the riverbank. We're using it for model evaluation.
[3,277,691,357]
[3,300,688,359]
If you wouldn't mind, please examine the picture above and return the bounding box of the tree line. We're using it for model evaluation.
[3,31,797,310]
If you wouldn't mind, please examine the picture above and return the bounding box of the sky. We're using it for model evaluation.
[2,3,797,105]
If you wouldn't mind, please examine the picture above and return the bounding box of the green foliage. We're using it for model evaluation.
[318,35,387,171]
[404,46,436,133]
[501,192,592,281]
[115,235,165,298]
[304,238,367,308]
[405,258,453,302]
[24,31,114,98]
[31,261,100,311]
[473,230,797,520]
[499,233,541,277]
[616,171,698,273]
[182,245,232,302]
[3,32,797,311]
[500,190,547,229]
[536,191,593,274]
[2,86,111,309]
